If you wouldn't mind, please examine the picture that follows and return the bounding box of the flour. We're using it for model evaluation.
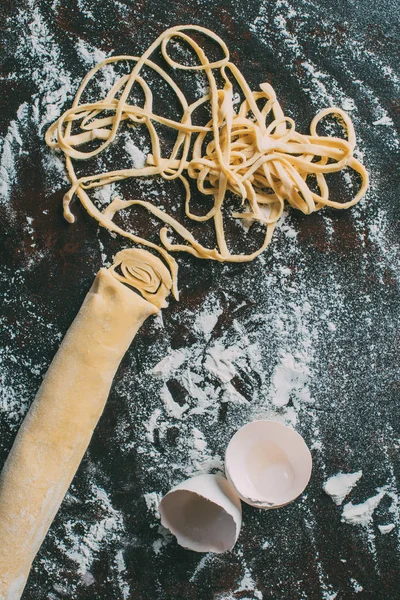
[341,490,386,526]
[144,408,162,442]
[372,115,394,126]
[76,0,96,21]
[0,4,120,210]
[250,0,347,108]
[270,351,311,407]
[143,491,163,517]
[189,554,212,582]
[124,136,147,169]
[187,426,223,474]
[249,0,399,156]
[350,578,363,593]
[160,383,189,418]
[75,39,108,66]
[115,550,131,600]
[151,349,187,379]
[80,572,95,586]
[20,7,73,132]
[378,523,395,535]
[341,98,356,112]
[0,109,25,205]
[204,342,241,384]
[93,183,117,206]
[221,381,249,405]
[323,471,363,505]
[54,483,126,577]
[304,512,339,600]
[193,302,222,338]
[235,564,263,599]
[365,207,399,285]
[0,3,75,209]
[151,523,173,555]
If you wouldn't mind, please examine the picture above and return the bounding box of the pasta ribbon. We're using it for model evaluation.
[46,25,369,296]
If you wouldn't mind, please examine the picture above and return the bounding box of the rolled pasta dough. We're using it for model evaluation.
[0,254,168,600]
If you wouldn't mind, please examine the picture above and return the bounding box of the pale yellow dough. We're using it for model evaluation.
[46,25,369,297]
[0,251,171,600]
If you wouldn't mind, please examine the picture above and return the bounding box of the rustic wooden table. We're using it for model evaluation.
[1,1,399,599]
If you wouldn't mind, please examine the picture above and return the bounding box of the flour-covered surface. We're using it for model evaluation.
[0,1,399,599]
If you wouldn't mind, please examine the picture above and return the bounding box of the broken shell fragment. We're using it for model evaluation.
[158,474,242,553]
[225,420,312,509]
[159,421,312,552]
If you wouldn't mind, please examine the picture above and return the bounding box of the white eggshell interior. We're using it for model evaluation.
[225,420,312,508]
[159,474,242,553]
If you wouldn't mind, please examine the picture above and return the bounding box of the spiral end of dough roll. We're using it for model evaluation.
[108,248,172,309]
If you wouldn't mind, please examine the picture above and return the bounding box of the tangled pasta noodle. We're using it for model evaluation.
[46,25,369,299]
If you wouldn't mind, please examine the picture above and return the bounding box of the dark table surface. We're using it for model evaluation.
[1,1,399,599]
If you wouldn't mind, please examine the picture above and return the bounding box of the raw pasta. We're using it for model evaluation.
[46,25,369,297]
[0,250,172,600]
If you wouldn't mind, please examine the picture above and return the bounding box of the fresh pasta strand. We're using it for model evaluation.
[46,25,369,296]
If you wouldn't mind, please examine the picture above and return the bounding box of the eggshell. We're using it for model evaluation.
[158,474,242,553]
[225,420,312,509]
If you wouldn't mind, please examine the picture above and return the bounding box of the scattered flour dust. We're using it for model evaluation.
[378,523,395,535]
[160,383,189,418]
[115,549,131,600]
[43,481,131,599]
[93,182,117,206]
[204,341,242,384]
[143,491,162,518]
[270,350,311,407]
[124,135,147,169]
[75,38,108,66]
[350,578,363,593]
[152,524,173,555]
[144,407,161,442]
[187,426,223,474]
[372,115,394,126]
[341,490,386,526]
[189,553,213,582]
[150,348,187,379]
[58,484,125,574]
[0,106,26,204]
[193,301,222,338]
[323,471,363,505]
[235,564,263,599]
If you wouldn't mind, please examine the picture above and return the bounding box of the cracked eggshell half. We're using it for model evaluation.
[225,420,312,509]
[158,474,242,553]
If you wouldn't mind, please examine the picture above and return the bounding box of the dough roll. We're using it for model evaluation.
[0,250,171,600]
